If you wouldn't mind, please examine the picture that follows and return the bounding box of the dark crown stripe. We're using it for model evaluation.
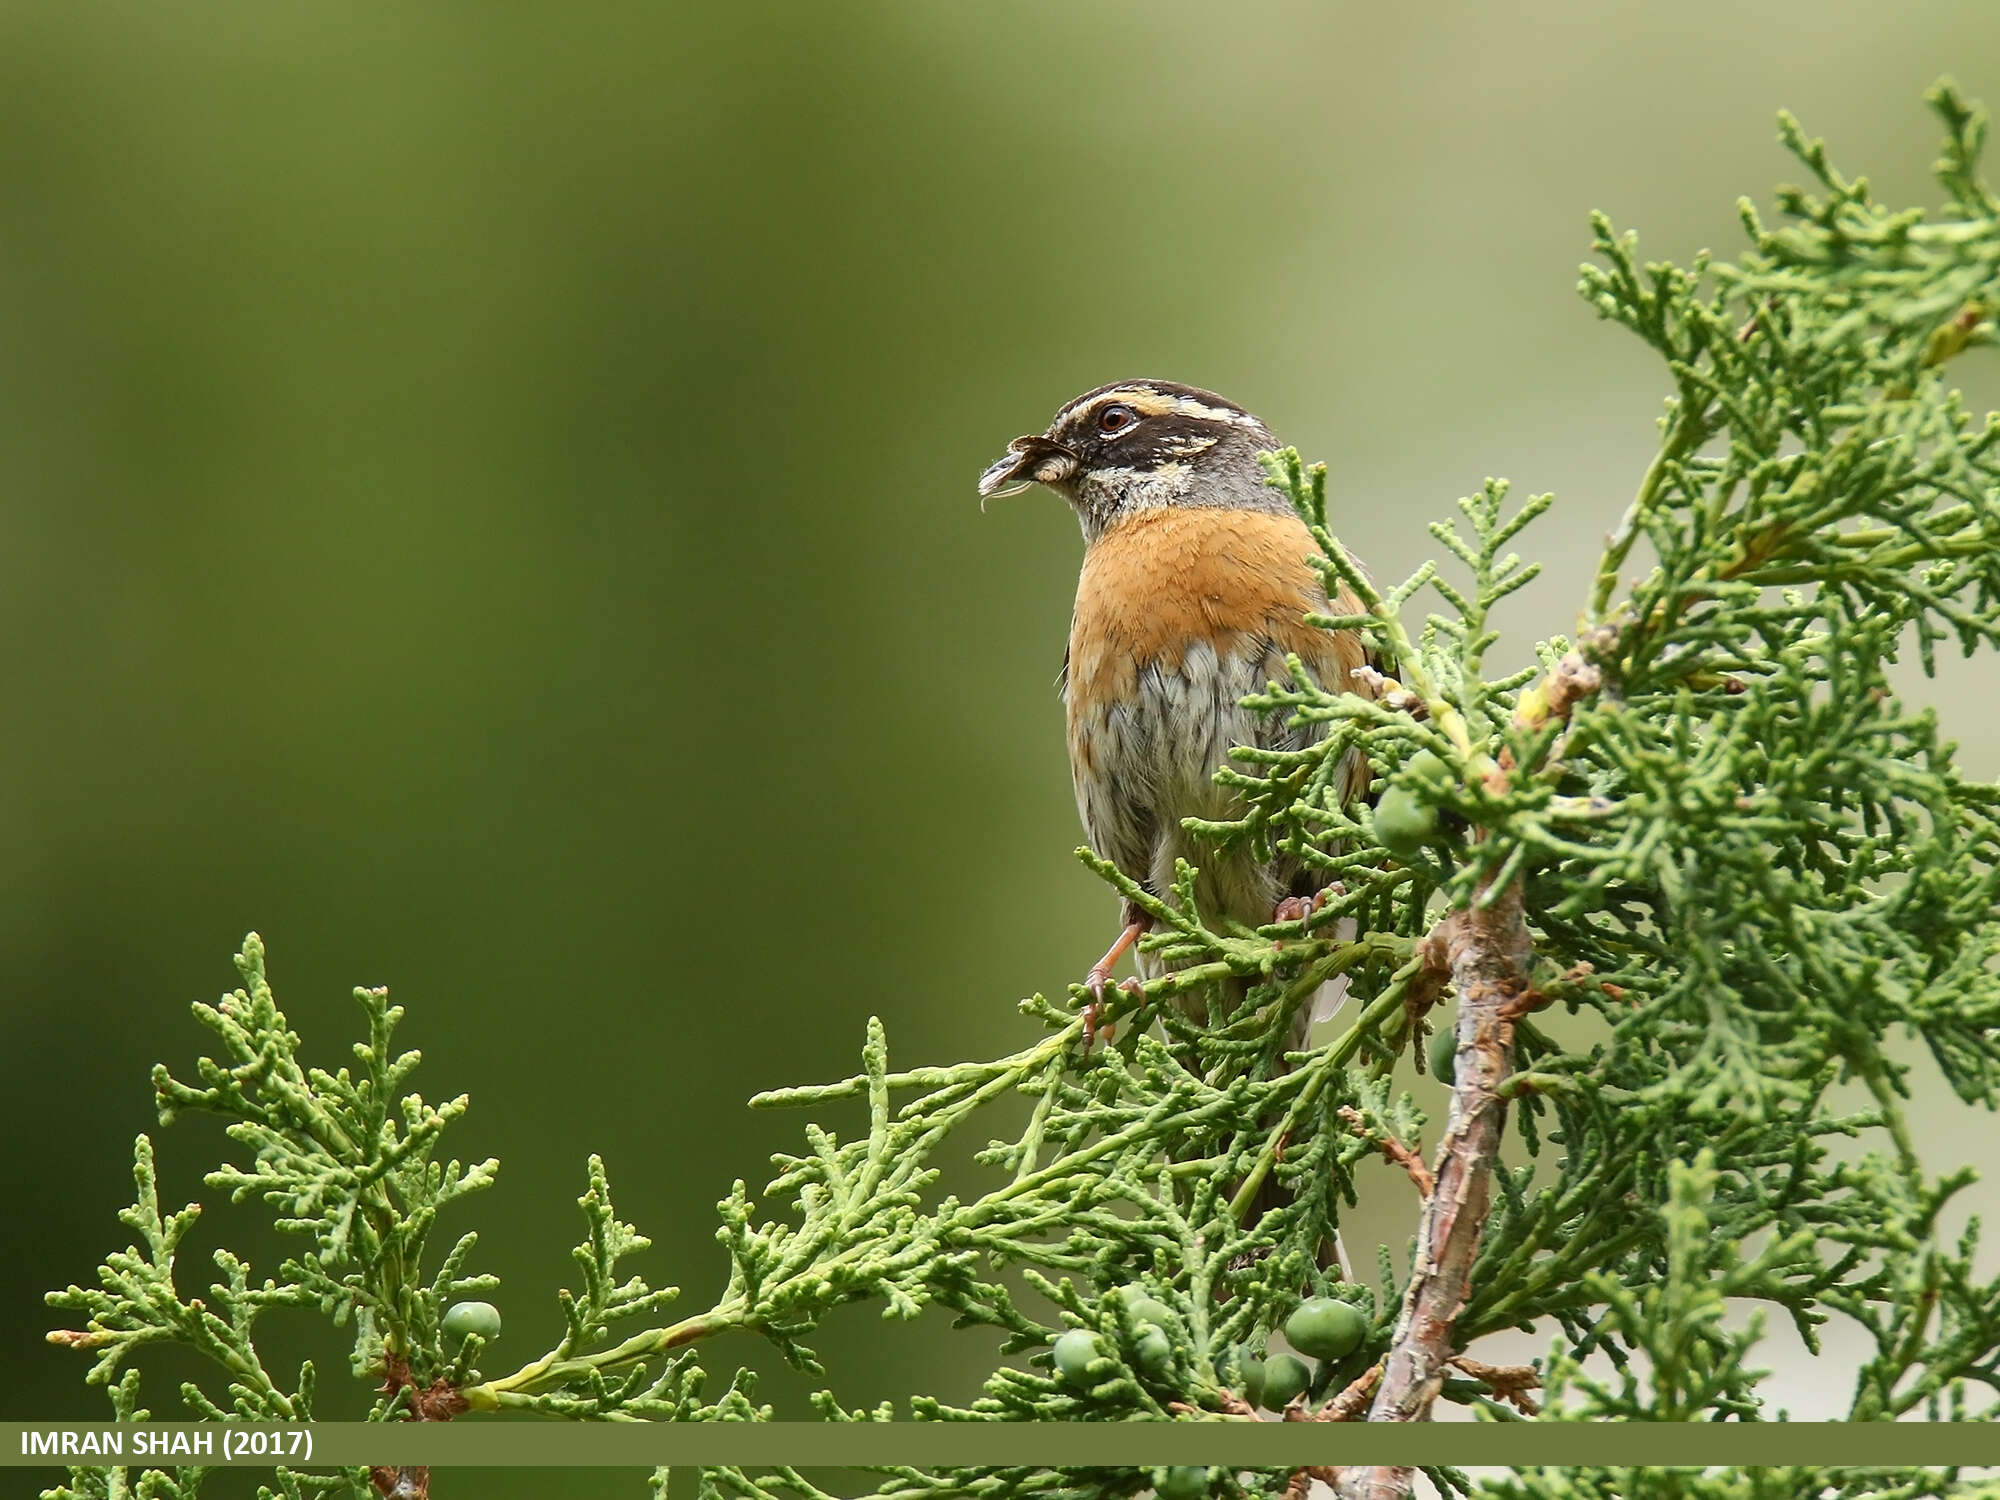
[1053,380,1251,427]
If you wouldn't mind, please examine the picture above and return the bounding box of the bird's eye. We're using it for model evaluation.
[1097,403,1138,435]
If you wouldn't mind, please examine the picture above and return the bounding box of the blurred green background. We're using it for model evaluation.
[5,1,1999,1492]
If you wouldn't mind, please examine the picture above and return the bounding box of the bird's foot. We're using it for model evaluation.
[1080,975,1144,1047]
[1271,885,1342,931]
[1075,918,1149,1047]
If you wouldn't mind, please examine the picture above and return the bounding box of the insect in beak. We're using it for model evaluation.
[978,435,1079,504]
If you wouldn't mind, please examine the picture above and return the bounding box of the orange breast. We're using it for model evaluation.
[1066,506,1367,712]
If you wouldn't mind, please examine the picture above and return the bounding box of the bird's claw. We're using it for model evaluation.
[1076,918,1150,1050]
[1272,886,1341,933]
[1079,974,1143,1048]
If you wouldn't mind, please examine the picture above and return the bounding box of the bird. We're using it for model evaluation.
[977,379,1379,1059]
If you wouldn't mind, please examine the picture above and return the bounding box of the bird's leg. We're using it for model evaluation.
[1084,917,1147,996]
[1081,910,1150,1044]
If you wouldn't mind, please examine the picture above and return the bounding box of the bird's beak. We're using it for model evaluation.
[978,434,1079,502]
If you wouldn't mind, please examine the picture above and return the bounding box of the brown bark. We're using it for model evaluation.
[1334,879,1535,1500]
[1338,1106,1434,1199]
[1331,646,1594,1498]
[369,1352,469,1499]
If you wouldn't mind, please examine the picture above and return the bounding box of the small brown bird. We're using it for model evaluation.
[979,379,1377,1049]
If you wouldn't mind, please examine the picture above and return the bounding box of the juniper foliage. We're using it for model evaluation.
[41,83,2000,1500]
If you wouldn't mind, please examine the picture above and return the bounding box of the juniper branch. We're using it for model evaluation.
[40,80,2000,1500]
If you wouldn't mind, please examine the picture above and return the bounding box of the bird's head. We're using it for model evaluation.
[977,380,1286,542]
